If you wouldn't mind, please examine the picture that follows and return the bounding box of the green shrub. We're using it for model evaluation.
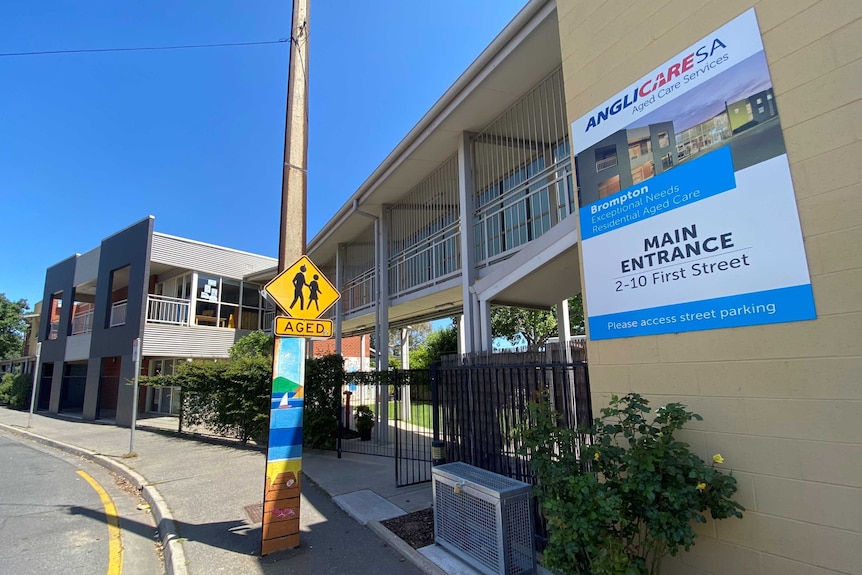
[0,373,12,404]
[303,354,344,450]
[154,357,271,444]
[519,393,744,575]
[0,372,32,410]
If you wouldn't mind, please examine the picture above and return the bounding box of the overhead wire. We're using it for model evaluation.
[0,39,289,58]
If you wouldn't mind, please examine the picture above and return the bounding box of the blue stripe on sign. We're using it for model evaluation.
[588,284,816,340]
[580,146,736,240]
[269,427,303,448]
[270,408,303,429]
[267,444,303,461]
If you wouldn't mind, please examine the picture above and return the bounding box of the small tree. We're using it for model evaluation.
[0,372,32,410]
[229,330,273,359]
[568,293,585,335]
[491,306,557,351]
[304,354,344,450]
[410,325,458,369]
[0,294,29,360]
[520,393,744,575]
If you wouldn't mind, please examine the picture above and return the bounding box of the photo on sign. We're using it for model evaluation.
[576,51,783,207]
[573,9,815,340]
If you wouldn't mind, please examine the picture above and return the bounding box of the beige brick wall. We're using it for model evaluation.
[557,1,862,573]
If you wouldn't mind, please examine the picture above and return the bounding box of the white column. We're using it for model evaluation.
[457,132,479,354]
[478,297,492,352]
[334,244,344,356]
[557,298,572,362]
[376,205,391,442]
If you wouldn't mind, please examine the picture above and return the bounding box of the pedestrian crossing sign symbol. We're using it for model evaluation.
[264,255,340,320]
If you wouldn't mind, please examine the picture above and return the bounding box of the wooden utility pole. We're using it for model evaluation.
[278,0,310,270]
[261,0,310,556]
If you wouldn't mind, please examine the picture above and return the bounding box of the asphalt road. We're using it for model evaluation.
[0,432,163,575]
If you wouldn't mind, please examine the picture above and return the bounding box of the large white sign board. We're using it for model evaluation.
[573,9,815,340]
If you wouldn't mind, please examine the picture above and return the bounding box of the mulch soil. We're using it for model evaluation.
[380,508,435,549]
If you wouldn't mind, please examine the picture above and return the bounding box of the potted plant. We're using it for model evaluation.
[354,405,375,441]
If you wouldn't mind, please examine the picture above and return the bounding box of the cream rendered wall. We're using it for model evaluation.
[557,1,862,574]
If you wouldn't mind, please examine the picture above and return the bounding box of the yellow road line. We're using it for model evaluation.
[78,470,123,575]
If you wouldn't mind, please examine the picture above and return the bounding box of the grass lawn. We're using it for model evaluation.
[368,401,433,428]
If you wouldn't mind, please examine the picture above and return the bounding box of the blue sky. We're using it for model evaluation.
[0,1,527,308]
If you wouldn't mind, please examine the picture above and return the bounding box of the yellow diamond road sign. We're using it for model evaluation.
[264,255,340,320]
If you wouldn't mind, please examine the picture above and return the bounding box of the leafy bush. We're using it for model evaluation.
[519,393,744,575]
[152,357,271,443]
[229,330,273,360]
[0,372,32,410]
[303,354,344,449]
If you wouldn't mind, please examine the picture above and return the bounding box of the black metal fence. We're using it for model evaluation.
[431,360,591,546]
[432,360,591,483]
[440,338,587,367]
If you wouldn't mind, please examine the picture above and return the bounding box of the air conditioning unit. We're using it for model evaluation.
[432,462,535,575]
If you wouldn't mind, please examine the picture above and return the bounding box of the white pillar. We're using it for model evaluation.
[478,297,492,352]
[376,205,391,442]
[458,132,479,354]
[334,244,344,356]
[557,298,572,362]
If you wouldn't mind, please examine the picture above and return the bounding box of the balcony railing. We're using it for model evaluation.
[389,225,460,297]
[263,309,276,332]
[474,161,573,268]
[110,300,127,327]
[343,269,376,314]
[71,309,94,335]
[596,155,618,171]
[146,295,190,326]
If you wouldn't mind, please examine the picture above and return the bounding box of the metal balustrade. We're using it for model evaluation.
[146,295,190,325]
[472,68,573,268]
[109,300,127,327]
[71,309,94,335]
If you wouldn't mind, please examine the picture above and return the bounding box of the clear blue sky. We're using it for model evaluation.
[0,1,528,308]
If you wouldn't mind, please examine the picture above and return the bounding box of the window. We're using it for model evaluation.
[195,275,262,329]
[196,275,221,326]
[595,145,617,172]
[107,265,130,328]
[628,139,652,160]
[598,176,621,198]
[661,153,673,170]
[48,291,63,340]
[148,358,183,415]
[631,162,655,184]
[241,284,263,330]
[658,131,670,148]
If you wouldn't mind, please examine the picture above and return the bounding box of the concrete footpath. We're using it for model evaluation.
[0,408,478,575]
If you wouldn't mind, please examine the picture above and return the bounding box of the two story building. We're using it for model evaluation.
[35,216,277,426]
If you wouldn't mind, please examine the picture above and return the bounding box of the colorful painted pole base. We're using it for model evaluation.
[261,337,305,555]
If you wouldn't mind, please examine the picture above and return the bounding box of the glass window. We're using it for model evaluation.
[598,176,621,198]
[658,132,670,148]
[222,280,240,304]
[48,291,63,340]
[242,284,261,306]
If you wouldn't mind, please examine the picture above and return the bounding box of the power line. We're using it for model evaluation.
[0,38,289,58]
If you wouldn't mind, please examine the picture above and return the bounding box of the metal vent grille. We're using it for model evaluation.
[433,462,534,575]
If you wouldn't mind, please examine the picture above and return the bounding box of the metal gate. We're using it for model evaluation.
[338,369,434,487]
[393,369,434,487]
